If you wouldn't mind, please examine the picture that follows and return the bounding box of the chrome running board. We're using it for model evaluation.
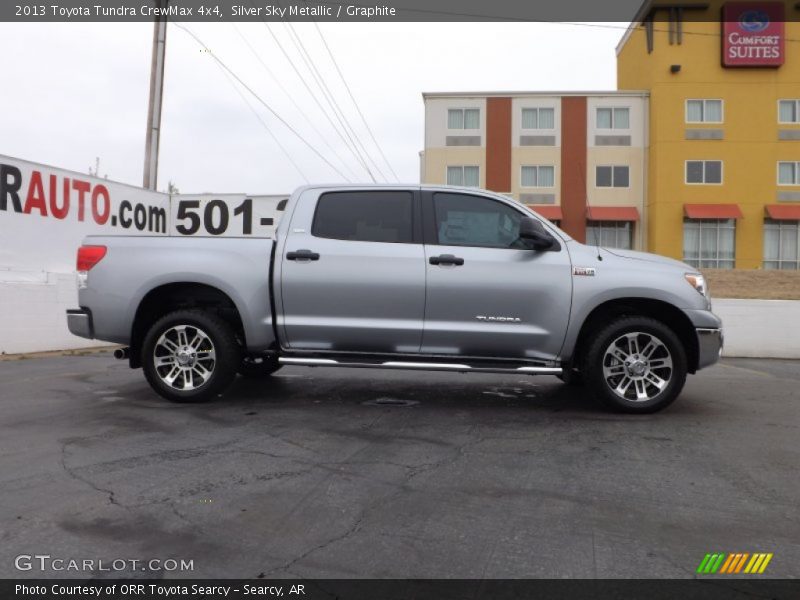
[278,356,561,375]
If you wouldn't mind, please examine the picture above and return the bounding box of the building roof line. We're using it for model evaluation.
[422,91,650,99]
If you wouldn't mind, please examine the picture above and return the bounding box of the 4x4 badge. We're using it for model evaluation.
[573,267,596,276]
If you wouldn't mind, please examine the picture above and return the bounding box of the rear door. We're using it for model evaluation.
[277,188,426,354]
[421,191,572,361]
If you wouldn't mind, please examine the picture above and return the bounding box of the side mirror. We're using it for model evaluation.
[519,217,556,251]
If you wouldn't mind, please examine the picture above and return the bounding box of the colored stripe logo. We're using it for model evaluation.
[697,552,773,574]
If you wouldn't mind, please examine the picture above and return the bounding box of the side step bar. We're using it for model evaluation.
[278,356,561,376]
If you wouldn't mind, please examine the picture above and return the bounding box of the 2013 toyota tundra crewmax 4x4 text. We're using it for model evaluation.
[66,185,723,413]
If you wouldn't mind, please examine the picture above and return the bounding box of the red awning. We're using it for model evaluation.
[586,206,640,221]
[530,205,563,221]
[684,204,743,219]
[766,204,800,220]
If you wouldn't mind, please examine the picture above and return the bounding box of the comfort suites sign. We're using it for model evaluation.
[722,2,785,67]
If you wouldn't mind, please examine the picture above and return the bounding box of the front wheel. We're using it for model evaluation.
[583,316,687,413]
[142,309,240,403]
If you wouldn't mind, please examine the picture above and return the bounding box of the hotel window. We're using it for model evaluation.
[596,166,630,188]
[447,166,479,187]
[686,160,722,184]
[520,166,555,188]
[683,219,736,269]
[586,221,632,250]
[447,108,480,130]
[596,107,629,130]
[778,100,800,123]
[686,99,723,123]
[778,162,800,185]
[764,219,800,269]
[521,107,555,129]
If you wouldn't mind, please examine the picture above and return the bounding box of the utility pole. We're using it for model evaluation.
[143,0,168,190]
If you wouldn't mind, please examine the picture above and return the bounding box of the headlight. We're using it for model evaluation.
[685,273,707,297]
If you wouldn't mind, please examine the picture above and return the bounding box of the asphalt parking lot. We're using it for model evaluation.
[1,351,798,579]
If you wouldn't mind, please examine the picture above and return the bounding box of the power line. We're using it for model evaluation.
[231,23,360,181]
[278,18,385,182]
[246,0,377,181]
[214,54,311,184]
[308,18,400,182]
[173,22,353,182]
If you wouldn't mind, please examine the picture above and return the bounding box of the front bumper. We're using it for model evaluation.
[696,327,723,370]
[66,308,94,339]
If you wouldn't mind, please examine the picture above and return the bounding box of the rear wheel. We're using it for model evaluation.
[142,309,240,402]
[584,316,687,413]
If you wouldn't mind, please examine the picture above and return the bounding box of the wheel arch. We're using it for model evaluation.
[570,298,699,374]
[130,282,245,368]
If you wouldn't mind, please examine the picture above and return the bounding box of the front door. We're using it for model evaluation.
[421,191,572,361]
[279,189,426,354]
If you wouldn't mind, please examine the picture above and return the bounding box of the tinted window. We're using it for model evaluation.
[312,191,413,243]
[433,192,526,249]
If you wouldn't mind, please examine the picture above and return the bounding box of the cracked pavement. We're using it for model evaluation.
[0,352,798,578]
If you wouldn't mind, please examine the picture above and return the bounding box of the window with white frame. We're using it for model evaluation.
[683,219,736,269]
[778,100,800,123]
[596,107,630,130]
[520,166,555,188]
[764,219,800,269]
[586,221,633,249]
[447,108,480,130]
[778,162,800,185]
[521,107,555,129]
[447,166,479,187]
[686,160,723,184]
[596,165,630,188]
[686,99,723,123]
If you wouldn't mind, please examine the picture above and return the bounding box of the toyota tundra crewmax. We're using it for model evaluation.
[67,185,723,413]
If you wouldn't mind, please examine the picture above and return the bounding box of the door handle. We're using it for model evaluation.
[286,249,320,261]
[429,254,464,266]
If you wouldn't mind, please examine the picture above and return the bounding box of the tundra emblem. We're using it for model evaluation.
[476,315,522,323]
[573,266,596,276]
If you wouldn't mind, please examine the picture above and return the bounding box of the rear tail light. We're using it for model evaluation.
[76,245,107,272]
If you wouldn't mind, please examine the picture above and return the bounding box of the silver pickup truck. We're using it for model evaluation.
[67,185,722,413]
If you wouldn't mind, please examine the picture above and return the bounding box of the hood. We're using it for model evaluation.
[600,247,695,271]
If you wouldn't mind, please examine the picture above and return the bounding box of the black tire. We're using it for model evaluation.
[142,309,240,403]
[583,316,687,414]
[238,355,282,378]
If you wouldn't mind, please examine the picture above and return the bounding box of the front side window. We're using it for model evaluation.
[447,166,479,187]
[447,108,480,130]
[683,218,735,269]
[686,99,723,123]
[686,160,723,184]
[521,107,555,129]
[596,165,630,188]
[586,220,632,249]
[764,219,800,269]
[778,162,800,185]
[778,100,800,123]
[312,191,413,244]
[521,165,555,187]
[597,107,630,130]
[433,192,527,249]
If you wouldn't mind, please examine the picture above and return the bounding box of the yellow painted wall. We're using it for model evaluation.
[423,147,487,189]
[618,13,800,268]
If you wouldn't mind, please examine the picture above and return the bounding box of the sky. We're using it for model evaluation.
[0,21,629,194]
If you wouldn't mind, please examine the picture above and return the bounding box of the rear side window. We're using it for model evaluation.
[433,192,526,249]
[312,191,414,243]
